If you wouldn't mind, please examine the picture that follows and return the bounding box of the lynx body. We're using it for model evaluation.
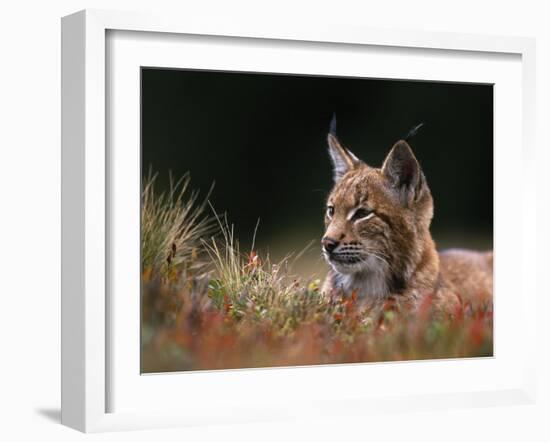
[321,130,492,313]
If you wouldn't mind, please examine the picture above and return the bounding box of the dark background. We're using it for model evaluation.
[142,68,493,277]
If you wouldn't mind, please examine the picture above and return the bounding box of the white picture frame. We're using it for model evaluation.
[61,9,537,433]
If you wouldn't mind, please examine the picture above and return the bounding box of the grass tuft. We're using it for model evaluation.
[141,172,215,280]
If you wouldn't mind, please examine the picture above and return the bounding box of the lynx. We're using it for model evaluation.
[321,124,493,313]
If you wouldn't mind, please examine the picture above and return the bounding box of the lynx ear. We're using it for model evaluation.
[327,133,360,183]
[382,140,423,206]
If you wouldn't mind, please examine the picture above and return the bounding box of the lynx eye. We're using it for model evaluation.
[326,205,335,218]
[352,208,373,221]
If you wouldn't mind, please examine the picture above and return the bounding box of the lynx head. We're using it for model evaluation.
[322,127,434,292]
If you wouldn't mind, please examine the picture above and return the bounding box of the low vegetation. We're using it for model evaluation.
[141,174,493,373]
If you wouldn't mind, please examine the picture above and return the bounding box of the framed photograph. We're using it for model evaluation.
[61,9,537,432]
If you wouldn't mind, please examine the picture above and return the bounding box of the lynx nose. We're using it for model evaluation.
[322,237,339,253]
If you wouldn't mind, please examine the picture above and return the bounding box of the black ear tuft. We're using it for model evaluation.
[329,113,337,136]
[326,115,362,183]
[404,122,425,142]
